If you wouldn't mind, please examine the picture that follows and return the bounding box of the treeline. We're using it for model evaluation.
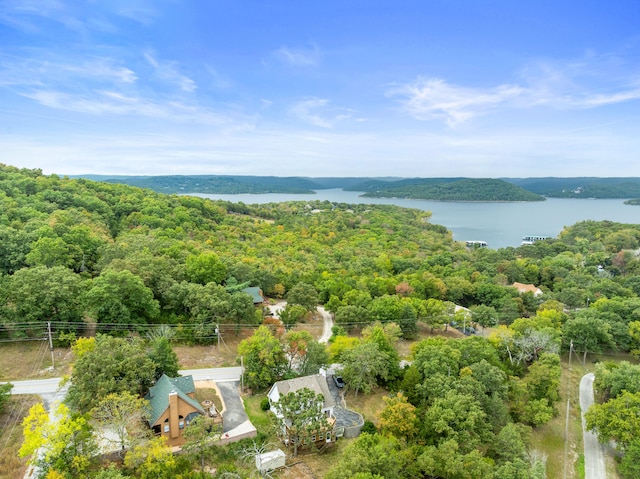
[105,175,320,194]
[361,178,545,201]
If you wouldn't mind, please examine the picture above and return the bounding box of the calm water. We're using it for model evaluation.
[191,190,640,249]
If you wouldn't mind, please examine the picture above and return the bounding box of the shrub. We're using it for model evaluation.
[260,397,270,411]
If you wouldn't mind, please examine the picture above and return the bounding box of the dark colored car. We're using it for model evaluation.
[333,375,345,388]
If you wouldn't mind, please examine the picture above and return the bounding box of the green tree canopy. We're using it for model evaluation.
[237,325,286,390]
[66,334,156,413]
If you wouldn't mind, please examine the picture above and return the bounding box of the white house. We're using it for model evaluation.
[267,373,336,419]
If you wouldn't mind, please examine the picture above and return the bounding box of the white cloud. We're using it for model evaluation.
[289,98,351,128]
[387,78,525,126]
[273,45,321,67]
[388,49,640,127]
[144,52,197,92]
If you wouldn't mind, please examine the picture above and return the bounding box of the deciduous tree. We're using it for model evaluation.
[378,393,418,440]
[237,325,286,390]
[91,392,150,452]
[85,270,160,326]
[341,342,389,396]
[67,335,155,413]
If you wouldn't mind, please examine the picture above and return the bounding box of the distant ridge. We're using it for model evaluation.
[73,174,640,200]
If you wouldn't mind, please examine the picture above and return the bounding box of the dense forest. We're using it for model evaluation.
[3,162,640,478]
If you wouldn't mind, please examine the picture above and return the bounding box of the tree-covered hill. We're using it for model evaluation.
[505,177,640,198]
[362,178,545,202]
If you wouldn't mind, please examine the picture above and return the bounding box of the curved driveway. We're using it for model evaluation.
[580,373,607,479]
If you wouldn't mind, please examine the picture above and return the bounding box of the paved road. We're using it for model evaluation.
[580,373,607,479]
[3,367,243,397]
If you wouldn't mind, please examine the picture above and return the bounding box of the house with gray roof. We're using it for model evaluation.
[267,373,336,419]
[146,374,204,446]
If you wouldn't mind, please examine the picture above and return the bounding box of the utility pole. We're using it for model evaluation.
[215,324,220,354]
[47,321,55,369]
[240,355,244,392]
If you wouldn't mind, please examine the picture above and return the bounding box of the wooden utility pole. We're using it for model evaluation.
[47,321,55,369]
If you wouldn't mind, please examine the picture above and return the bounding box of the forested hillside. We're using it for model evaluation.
[362,178,545,201]
[3,162,640,478]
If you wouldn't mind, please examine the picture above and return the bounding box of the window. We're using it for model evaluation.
[164,424,170,433]
[179,415,185,429]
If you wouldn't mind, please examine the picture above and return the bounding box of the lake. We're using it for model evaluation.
[191,189,640,249]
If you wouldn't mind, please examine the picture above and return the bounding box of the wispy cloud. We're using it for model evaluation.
[144,52,197,92]
[0,53,137,87]
[390,51,640,126]
[289,98,351,128]
[388,78,524,126]
[273,44,321,67]
[0,0,158,34]
[20,89,231,125]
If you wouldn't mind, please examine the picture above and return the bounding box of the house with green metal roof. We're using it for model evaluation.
[241,286,265,304]
[146,374,205,446]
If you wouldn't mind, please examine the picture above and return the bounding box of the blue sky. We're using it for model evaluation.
[1,1,640,177]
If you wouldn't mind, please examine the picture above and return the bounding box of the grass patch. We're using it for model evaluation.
[0,395,39,479]
[243,393,274,436]
[343,385,389,425]
[576,454,585,479]
[194,387,223,413]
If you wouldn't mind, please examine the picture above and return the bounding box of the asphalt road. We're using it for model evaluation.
[580,373,607,479]
[3,367,243,397]
[215,380,248,432]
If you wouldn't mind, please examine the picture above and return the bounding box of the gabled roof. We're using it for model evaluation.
[512,282,543,295]
[145,374,204,426]
[241,286,264,304]
[271,374,336,409]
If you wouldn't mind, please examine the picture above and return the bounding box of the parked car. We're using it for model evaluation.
[333,375,345,388]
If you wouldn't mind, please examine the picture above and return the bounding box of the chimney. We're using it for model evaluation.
[169,390,179,439]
